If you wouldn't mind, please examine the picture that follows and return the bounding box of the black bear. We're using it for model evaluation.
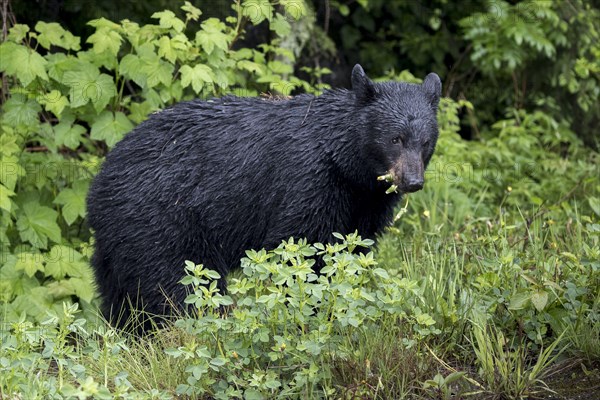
[87,64,442,327]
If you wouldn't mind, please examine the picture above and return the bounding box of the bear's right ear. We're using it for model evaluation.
[352,64,376,103]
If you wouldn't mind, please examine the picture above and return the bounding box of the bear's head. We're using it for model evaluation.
[352,64,441,194]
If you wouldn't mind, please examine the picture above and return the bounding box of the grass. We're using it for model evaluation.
[84,328,191,396]
[468,314,566,399]
[330,319,435,399]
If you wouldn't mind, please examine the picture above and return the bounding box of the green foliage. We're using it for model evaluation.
[327,0,600,146]
[377,98,599,380]
[170,233,437,398]
[2,216,597,398]
[461,1,564,72]
[1,0,315,324]
[0,234,441,399]
[1,1,599,399]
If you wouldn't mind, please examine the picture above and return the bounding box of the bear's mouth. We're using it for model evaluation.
[378,170,424,194]
[381,157,425,194]
[400,180,424,193]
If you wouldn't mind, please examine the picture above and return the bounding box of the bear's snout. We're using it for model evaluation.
[391,152,425,193]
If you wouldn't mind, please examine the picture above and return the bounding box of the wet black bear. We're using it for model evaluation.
[87,64,442,327]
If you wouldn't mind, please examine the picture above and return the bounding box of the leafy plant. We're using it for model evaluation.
[169,232,437,398]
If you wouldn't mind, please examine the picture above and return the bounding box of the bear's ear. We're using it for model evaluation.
[352,64,376,103]
[422,72,442,109]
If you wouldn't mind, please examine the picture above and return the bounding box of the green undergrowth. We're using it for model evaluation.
[1,207,598,398]
[1,0,599,399]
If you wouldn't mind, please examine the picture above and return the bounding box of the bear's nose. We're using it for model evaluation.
[404,179,424,193]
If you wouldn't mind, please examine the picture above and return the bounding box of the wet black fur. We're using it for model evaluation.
[87,65,442,327]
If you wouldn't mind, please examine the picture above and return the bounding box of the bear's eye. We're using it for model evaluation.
[391,137,402,145]
[423,139,430,147]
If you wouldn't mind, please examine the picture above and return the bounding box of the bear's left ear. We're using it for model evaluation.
[352,64,377,103]
[423,73,442,109]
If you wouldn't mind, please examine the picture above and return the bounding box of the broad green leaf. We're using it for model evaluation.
[0,131,20,156]
[213,70,231,89]
[1,94,42,130]
[508,290,531,310]
[154,34,191,65]
[46,53,76,82]
[39,89,69,117]
[63,62,105,108]
[237,60,264,74]
[54,119,86,150]
[72,262,97,302]
[14,251,44,277]
[0,42,48,86]
[242,0,273,24]
[141,88,163,109]
[54,180,89,224]
[157,36,177,63]
[372,268,389,279]
[152,10,185,32]
[181,1,202,21]
[91,73,117,112]
[16,202,62,249]
[61,31,81,51]
[35,21,66,49]
[141,59,174,88]
[180,64,213,93]
[8,24,29,43]
[268,60,293,75]
[0,255,39,301]
[243,389,265,400]
[11,287,54,320]
[59,277,96,302]
[210,357,227,367]
[45,245,87,279]
[87,18,121,30]
[119,53,146,86]
[531,290,549,312]
[62,58,100,83]
[87,27,122,56]
[588,197,600,217]
[129,100,158,124]
[162,79,183,102]
[360,291,375,302]
[416,313,436,326]
[90,111,134,147]
[121,44,174,88]
[171,33,191,50]
[195,18,229,54]
[46,280,75,298]
[121,20,142,44]
[67,72,115,110]
[271,13,291,37]
[0,154,24,191]
[0,183,15,212]
[337,4,350,17]
[231,47,253,60]
[264,378,281,390]
[280,0,306,19]
[574,59,590,79]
